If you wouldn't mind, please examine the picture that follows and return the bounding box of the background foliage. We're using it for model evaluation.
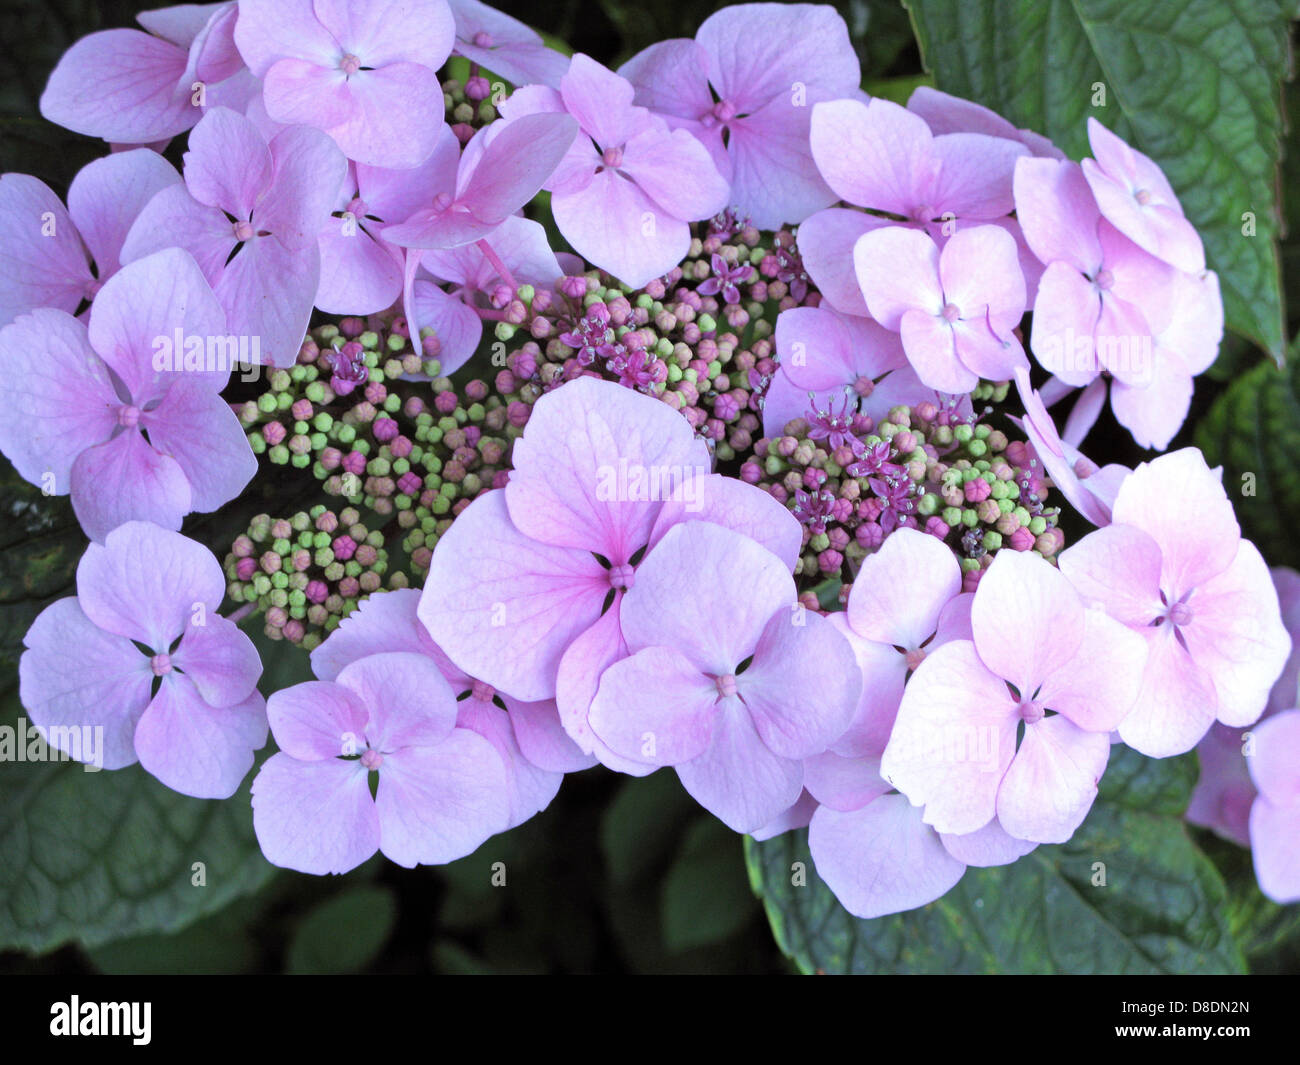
[0,0,1297,974]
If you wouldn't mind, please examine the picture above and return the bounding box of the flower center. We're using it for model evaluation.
[360,748,383,770]
[941,302,961,323]
[340,53,362,75]
[472,31,493,47]
[608,563,635,590]
[1134,188,1152,205]
[117,404,141,428]
[1169,601,1193,628]
[233,219,255,242]
[713,99,737,123]
[1094,268,1115,291]
[912,203,935,222]
[471,678,495,702]
[432,192,453,212]
[83,277,102,301]
[601,146,624,169]
[150,653,172,676]
[1018,698,1044,724]
[904,647,926,672]
[852,374,875,398]
[715,673,738,698]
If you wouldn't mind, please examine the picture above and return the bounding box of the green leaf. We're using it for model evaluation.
[1194,336,1300,569]
[747,748,1243,974]
[600,770,698,886]
[660,817,758,952]
[287,885,398,974]
[904,0,1293,359]
[0,703,274,954]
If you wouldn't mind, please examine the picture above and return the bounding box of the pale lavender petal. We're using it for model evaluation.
[336,652,458,752]
[0,174,93,325]
[141,379,256,512]
[997,715,1110,843]
[266,679,371,761]
[456,698,562,827]
[939,816,1038,867]
[795,208,888,317]
[66,149,181,279]
[503,693,597,773]
[1119,623,1220,757]
[70,432,192,543]
[724,98,836,230]
[854,225,943,328]
[408,281,482,374]
[251,753,379,874]
[259,123,348,251]
[930,132,1027,218]
[183,106,273,216]
[802,749,890,812]
[171,614,262,708]
[810,98,935,216]
[846,527,962,648]
[646,472,803,571]
[311,588,435,680]
[216,237,319,367]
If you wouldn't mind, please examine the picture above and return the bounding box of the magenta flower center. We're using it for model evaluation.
[339,53,362,76]
[360,748,383,770]
[608,563,635,590]
[941,302,961,323]
[911,203,935,222]
[715,673,738,698]
[1169,601,1193,627]
[1134,188,1152,205]
[117,404,141,428]
[601,146,624,169]
[471,678,496,702]
[233,219,255,242]
[347,196,368,218]
[904,647,926,672]
[150,653,172,676]
[1018,698,1044,724]
[1094,268,1115,291]
[472,31,493,47]
[712,99,737,123]
[432,192,453,212]
[83,277,102,301]
[852,375,875,398]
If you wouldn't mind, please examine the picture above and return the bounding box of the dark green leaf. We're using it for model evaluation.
[286,884,397,974]
[660,816,758,952]
[747,748,1242,973]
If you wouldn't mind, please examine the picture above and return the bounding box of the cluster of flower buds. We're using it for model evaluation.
[492,219,820,464]
[231,319,528,644]
[225,507,399,650]
[441,75,501,144]
[741,388,1065,587]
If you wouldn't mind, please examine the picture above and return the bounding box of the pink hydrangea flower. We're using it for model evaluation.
[0,248,255,540]
[252,652,511,874]
[500,54,729,288]
[233,0,456,168]
[762,305,942,439]
[417,377,801,771]
[1059,449,1291,757]
[0,150,180,327]
[854,224,1028,393]
[619,2,861,229]
[312,588,589,825]
[40,1,244,145]
[587,521,860,832]
[906,87,1064,161]
[122,107,346,367]
[882,549,1147,843]
[1081,118,1205,273]
[1014,156,1177,389]
[446,0,570,87]
[19,521,266,798]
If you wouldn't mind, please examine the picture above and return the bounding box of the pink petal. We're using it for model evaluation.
[316,222,404,314]
[938,223,1026,331]
[802,749,890,811]
[459,112,579,223]
[622,521,794,675]
[1028,261,1103,386]
[551,167,691,288]
[76,521,225,647]
[676,695,803,833]
[67,149,181,280]
[70,432,192,543]
[809,795,966,918]
[939,817,1037,867]
[120,183,238,284]
[1186,723,1256,847]
[134,674,266,798]
[314,0,455,67]
[589,645,720,765]
[40,29,195,143]
[0,174,93,325]
[141,379,256,512]
[1248,710,1300,804]
[267,679,371,761]
[1057,524,1165,628]
[854,225,943,328]
[810,98,935,216]
[87,246,228,400]
[618,39,713,121]
[216,237,320,368]
[252,753,379,874]
[183,107,273,217]
[880,640,1019,836]
[503,693,597,773]
[259,123,348,251]
[324,63,448,169]
[311,588,436,680]
[847,526,962,648]
[375,730,511,866]
[262,58,355,130]
[1250,797,1300,904]
[825,614,907,759]
[558,53,643,150]
[408,281,482,374]
[1109,347,1193,451]
[930,132,1027,218]
[749,790,817,841]
[794,208,888,317]
[0,309,118,488]
[620,125,730,224]
[1012,157,1102,272]
[506,375,709,560]
[233,0,341,76]
[1119,623,1220,757]
[171,614,262,708]
[1183,540,1292,729]
[20,597,152,770]
[418,490,608,702]
[739,609,860,759]
[456,698,562,827]
[1110,448,1240,598]
[777,305,907,392]
[724,98,837,230]
[900,308,974,394]
[996,715,1109,843]
[336,652,458,752]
